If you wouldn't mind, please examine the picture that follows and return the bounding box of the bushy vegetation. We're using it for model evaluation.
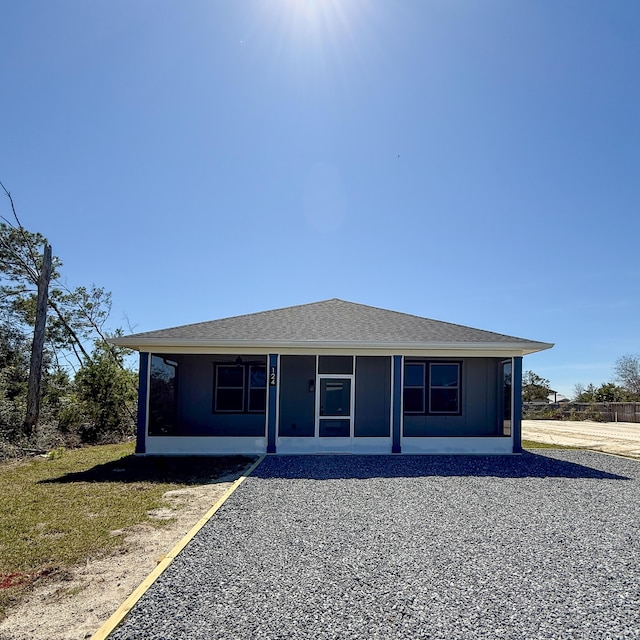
[522,403,611,422]
[522,371,554,402]
[573,379,639,403]
[1,183,137,459]
[0,331,138,459]
[523,357,640,422]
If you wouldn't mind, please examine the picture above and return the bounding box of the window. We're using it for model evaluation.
[215,365,245,412]
[403,361,462,415]
[248,365,267,412]
[403,363,425,413]
[214,362,267,413]
[429,363,460,414]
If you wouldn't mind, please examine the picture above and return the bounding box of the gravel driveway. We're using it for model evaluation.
[109,452,640,640]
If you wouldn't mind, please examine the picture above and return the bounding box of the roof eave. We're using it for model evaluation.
[109,337,554,356]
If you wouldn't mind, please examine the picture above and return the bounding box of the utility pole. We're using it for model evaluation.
[24,242,52,436]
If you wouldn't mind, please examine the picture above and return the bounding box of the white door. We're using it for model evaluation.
[315,375,354,452]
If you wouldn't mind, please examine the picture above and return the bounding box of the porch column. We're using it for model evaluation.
[136,352,149,454]
[512,356,523,453]
[267,354,278,453]
[392,355,402,453]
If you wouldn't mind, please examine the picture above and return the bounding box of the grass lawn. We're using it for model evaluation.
[522,439,583,450]
[0,443,254,618]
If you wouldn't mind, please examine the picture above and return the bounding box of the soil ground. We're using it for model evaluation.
[522,419,640,458]
[0,478,237,640]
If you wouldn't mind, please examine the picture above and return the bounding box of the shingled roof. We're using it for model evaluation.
[111,299,552,355]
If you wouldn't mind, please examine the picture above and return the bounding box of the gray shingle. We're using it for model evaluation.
[117,299,549,347]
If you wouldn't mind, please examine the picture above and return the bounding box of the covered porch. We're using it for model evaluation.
[134,351,523,455]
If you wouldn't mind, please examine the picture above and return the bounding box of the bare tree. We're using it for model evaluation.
[614,355,640,397]
[1,181,137,443]
[24,243,52,435]
[0,183,102,368]
[0,181,54,435]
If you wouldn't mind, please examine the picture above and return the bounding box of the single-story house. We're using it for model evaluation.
[548,392,570,403]
[110,299,553,455]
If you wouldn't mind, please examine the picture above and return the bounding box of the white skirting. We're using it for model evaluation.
[276,437,392,454]
[142,436,513,455]
[401,436,514,455]
[144,436,267,455]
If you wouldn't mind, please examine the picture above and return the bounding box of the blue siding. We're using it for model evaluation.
[267,354,277,453]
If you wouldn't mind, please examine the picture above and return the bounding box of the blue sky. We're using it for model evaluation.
[1,1,638,397]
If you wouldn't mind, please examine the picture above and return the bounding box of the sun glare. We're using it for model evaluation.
[272,0,364,45]
[248,0,373,85]
[287,0,338,23]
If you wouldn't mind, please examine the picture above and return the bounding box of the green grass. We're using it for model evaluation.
[0,443,254,618]
[522,439,583,450]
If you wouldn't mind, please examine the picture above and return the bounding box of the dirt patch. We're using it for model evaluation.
[523,419,640,458]
[0,479,236,640]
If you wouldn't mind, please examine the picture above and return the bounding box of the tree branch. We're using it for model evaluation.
[0,182,41,274]
[47,298,92,363]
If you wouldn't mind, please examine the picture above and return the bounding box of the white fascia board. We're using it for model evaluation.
[109,337,553,357]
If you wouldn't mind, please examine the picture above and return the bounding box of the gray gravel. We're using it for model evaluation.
[109,451,640,639]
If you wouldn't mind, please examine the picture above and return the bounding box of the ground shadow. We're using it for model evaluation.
[250,452,632,481]
[39,455,256,485]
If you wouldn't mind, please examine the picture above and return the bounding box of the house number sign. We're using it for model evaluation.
[270,366,277,386]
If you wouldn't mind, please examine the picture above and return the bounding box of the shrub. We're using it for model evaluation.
[74,341,137,444]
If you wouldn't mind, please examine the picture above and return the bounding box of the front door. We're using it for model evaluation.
[316,375,354,452]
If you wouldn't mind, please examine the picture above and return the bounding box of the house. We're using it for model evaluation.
[110,299,553,455]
